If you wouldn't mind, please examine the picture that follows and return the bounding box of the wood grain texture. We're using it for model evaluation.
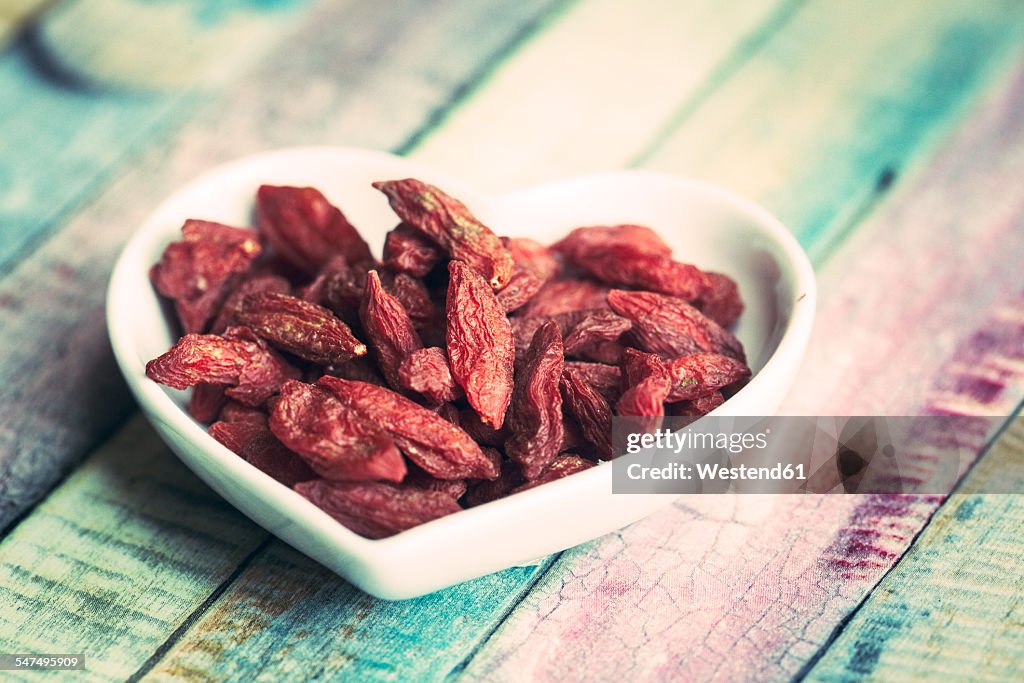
[0,416,266,682]
[451,35,1024,683]
[803,416,1024,682]
[0,0,563,534]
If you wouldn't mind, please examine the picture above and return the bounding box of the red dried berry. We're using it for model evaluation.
[269,380,405,482]
[457,406,509,448]
[445,260,515,428]
[146,330,296,407]
[616,348,671,420]
[210,274,291,334]
[511,454,594,493]
[187,383,227,423]
[360,270,423,390]
[515,278,610,318]
[506,321,565,480]
[318,376,500,480]
[560,367,614,460]
[667,391,725,417]
[209,419,315,487]
[664,352,751,402]
[397,347,463,405]
[221,326,302,406]
[218,400,268,425]
[295,479,462,539]
[299,255,350,306]
[563,362,623,403]
[496,237,559,313]
[373,178,514,289]
[383,223,445,277]
[607,289,746,362]
[404,464,469,499]
[563,309,632,358]
[462,461,525,507]
[235,291,367,365]
[696,272,744,328]
[151,220,262,333]
[553,224,672,261]
[256,185,373,274]
[387,272,437,332]
[510,310,588,363]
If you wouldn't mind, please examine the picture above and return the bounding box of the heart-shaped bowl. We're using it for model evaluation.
[108,146,815,599]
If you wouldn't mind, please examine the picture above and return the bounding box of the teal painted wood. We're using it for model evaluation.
[802,418,1024,683]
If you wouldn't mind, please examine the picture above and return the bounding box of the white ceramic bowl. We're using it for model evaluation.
[107,147,815,600]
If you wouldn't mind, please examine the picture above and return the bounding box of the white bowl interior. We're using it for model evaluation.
[107,147,815,599]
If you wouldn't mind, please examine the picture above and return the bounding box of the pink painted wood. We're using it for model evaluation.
[455,56,1024,682]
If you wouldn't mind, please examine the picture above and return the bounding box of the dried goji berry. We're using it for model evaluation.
[667,391,725,417]
[560,367,614,460]
[553,224,671,261]
[294,479,461,539]
[510,310,588,363]
[462,461,524,507]
[616,348,671,420]
[511,454,594,493]
[318,376,500,480]
[404,464,469,499]
[256,185,373,274]
[563,361,622,403]
[360,270,423,390]
[188,383,228,423]
[221,326,302,406]
[506,321,565,480]
[323,356,387,387]
[397,346,463,405]
[209,419,315,487]
[664,352,751,401]
[607,289,746,362]
[383,222,444,277]
[146,329,297,407]
[386,272,437,332]
[563,309,631,358]
[235,291,367,365]
[496,237,559,313]
[269,380,406,482]
[210,274,291,334]
[299,255,350,306]
[218,400,268,425]
[445,260,514,428]
[695,272,744,328]
[457,406,509,448]
[151,220,262,333]
[515,278,610,318]
[373,178,514,289]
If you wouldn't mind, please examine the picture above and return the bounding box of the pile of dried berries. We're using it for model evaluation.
[146,179,751,538]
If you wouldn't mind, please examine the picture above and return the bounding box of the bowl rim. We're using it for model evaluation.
[106,145,817,558]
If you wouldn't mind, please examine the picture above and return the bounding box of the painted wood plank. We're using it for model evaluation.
[803,415,1024,682]
[0,0,564,534]
[0,415,267,682]
[0,0,51,50]
[450,41,1024,683]
[410,0,794,190]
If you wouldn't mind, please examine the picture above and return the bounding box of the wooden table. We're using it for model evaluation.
[1,1,1022,680]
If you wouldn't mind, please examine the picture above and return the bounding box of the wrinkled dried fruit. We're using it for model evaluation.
[607,289,746,362]
[398,347,462,405]
[506,321,565,480]
[553,224,672,261]
[221,326,302,406]
[151,220,262,333]
[269,380,405,482]
[445,260,514,428]
[515,278,610,318]
[560,367,614,460]
[146,329,297,406]
[218,400,268,425]
[319,376,499,480]
[512,454,594,493]
[210,419,315,487]
[510,310,588,362]
[404,464,468,499]
[236,291,367,364]
[383,222,444,277]
[616,348,671,421]
[563,309,631,358]
[496,237,559,313]
[462,461,524,507]
[256,185,373,274]
[696,272,744,328]
[360,270,423,390]
[323,356,387,387]
[667,391,725,417]
[188,383,228,423]
[457,406,509,448]
[373,179,513,289]
[387,272,437,332]
[295,479,461,539]
[664,352,751,401]
[563,362,622,403]
[210,274,291,334]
